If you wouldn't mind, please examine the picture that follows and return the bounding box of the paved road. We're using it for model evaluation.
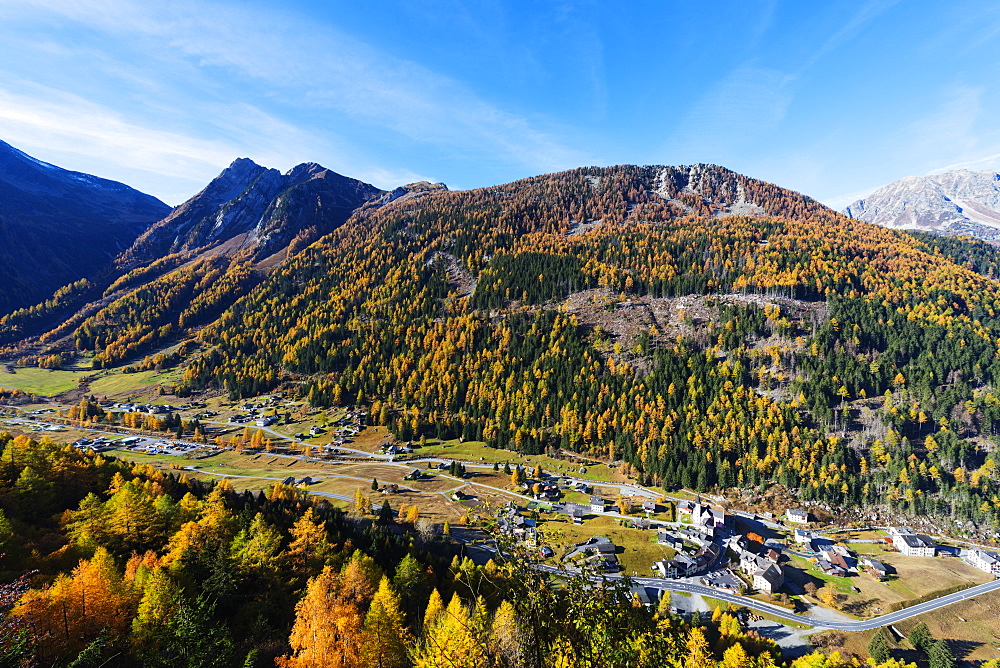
[622,575,1000,630]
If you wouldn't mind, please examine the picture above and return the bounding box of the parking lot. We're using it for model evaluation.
[120,439,200,456]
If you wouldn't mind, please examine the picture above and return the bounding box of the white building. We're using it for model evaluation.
[889,528,936,557]
[967,548,1000,576]
[589,495,606,513]
[753,563,785,594]
[690,496,725,535]
[785,508,808,524]
[793,529,813,545]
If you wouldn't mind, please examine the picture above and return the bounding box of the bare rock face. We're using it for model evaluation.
[0,139,170,315]
[844,169,1000,240]
[122,158,385,264]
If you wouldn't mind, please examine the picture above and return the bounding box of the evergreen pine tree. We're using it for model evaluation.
[908,622,932,653]
[928,638,955,668]
[867,629,891,664]
[377,501,393,526]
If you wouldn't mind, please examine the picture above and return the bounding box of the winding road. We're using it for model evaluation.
[523,565,1000,631]
[631,576,1000,630]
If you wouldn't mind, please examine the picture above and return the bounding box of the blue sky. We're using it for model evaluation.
[2,1,1000,207]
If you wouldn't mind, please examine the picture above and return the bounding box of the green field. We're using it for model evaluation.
[409,438,624,483]
[843,541,890,555]
[540,514,675,576]
[0,367,87,395]
[0,363,183,398]
[787,555,855,592]
[89,368,183,395]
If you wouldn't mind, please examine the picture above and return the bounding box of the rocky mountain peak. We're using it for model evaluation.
[121,157,384,264]
[844,169,1000,240]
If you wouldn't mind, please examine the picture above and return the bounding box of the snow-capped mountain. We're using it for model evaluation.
[843,169,1000,240]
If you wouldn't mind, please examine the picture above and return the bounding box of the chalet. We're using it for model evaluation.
[653,559,677,578]
[309,426,324,436]
[739,551,775,577]
[642,500,656,513]
[404,469,422,481]
[816,557,846,577]
[967,548,1000,576]
[380,484,399,494]
[753,563,784,594]
[632,517,651,530]
[677,528,711,546]
[590,496,606,513]
[658,528,683,548]
[889,528,936,557]
[296,477,313,486]
[762,548,782,563]
[785,508,809,524]
[677,500,695,515]
[654,542,722,580]
[565,503,587,520]
[281,476,295,485]
[256,415,278,427]
[725,534,750,554]
[819,549,849,572]
[566,536,617,570]
[861,557,889,579]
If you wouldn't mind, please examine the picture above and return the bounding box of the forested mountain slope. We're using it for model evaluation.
[0,158,384,357]
[105,162,991,533]
[0,140,170,315]
[14,162,1000,533]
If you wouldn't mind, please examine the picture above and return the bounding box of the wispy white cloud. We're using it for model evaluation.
[0,82,236,202]
[892,85,1000,179]
[668,65,793,162]
[793,0,899,76]
[4,0,590,182]
[931,153,1000,174]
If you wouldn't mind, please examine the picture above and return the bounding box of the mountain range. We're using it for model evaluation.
[843,168,1000,240]
[5,141,1000,530]
[5,140,1000,666]
[0,148,388,347]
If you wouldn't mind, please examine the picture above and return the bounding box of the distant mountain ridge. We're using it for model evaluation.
[843,169,1000,240]
[122,157,385,267]
[0,140,171,314]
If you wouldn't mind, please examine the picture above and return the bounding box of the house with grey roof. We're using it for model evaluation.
[753,563,784,594]
[889,527,936,557]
